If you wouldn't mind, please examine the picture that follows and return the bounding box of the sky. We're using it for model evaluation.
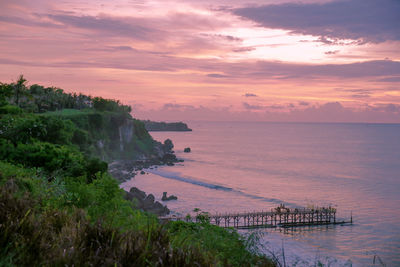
[0,0,399,122]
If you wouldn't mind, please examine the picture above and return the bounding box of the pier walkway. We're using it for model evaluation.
[160,206,352,229]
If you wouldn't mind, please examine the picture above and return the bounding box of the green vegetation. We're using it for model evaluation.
[0,76,274,266]
[142,120,192,131]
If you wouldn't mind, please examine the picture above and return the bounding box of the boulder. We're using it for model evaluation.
[163,139,174,153]
[148,201,170,216]
[143,194,155,209]
[124,189,170,216]
[184,147,191,153]
[129,187,146,200]
[162,153,177,163]
[162,192,178,201]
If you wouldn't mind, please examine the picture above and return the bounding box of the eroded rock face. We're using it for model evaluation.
[124,187,170,216]
[119,120,134,144]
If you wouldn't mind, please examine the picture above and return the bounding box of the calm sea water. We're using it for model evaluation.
[121,121,400,266]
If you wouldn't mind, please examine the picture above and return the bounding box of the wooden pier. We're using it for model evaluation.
[160,205,352,229]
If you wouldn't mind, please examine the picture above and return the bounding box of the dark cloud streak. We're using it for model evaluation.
[47,14,157,40]
[234,0,400,43]
[243,93,258,97]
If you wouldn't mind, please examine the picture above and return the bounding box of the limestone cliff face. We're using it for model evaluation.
[118,119,134,151]
[63,111,157,161]
[109,117,155,160]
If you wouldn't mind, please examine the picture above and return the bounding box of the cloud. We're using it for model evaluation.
[133,103,236,122]
[266,104,285,110]
[243,93,258,97]
[298,101,310,106]
[232,46,255,53]
[334,87,373,99]
[265,102,400,123]
[234,0,400,43]
[325,50,339,55]
[370,103,400,113]
[1,49,399,82]
[251,60,400,79]
[109,46,136,51]
[351,94,370,99]
[207,73,229,78]
[0,15,62,28]
[375,77,400,83]
[133,101,400,123]
[46,14,158,40]
[243,102,264,110]
[201,33,242,42]
[163,103,194,109]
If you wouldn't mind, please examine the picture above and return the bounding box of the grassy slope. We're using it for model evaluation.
[0,80,275,266]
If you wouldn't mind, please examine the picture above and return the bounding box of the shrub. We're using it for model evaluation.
[4,141,85,175]
[85,158,108,183]
[0,104,23,114]
[39,116,75,145]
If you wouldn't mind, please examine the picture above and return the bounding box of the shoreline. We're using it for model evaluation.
[110,155,182,216]
[123,169,360,267]
[120,167,357,267]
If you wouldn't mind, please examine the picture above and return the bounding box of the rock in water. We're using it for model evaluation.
[184,147,191,153]
[163,139,174,153]
[162,192,178,201]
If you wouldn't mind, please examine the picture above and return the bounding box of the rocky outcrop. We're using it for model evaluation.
[124,187,170,216]
[161,192,177,201]
[142,120,192,131]
[109,139,181,183]
[108,160,138,183]
[184,147,191,153]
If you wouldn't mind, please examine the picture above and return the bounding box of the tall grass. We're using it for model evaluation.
[0,161,275,266]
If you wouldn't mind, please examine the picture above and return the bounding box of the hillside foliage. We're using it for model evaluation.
[0,76,274,266]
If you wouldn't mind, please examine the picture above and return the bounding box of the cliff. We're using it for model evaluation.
[43,110,172,162]
[142,120,192,131]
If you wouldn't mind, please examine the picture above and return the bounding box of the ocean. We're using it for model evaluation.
[121,121,400,266]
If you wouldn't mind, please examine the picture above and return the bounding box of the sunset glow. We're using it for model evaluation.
[1,0,399,122]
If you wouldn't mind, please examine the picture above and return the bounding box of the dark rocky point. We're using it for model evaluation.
[109,139,181,183]
[124,187,169,216]
[162,192,178,201]
[142,120,192,131]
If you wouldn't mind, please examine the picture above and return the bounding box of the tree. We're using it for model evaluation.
[13,75,29,107]
[0,83,13,106]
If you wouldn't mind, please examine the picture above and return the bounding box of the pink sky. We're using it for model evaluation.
[0,0,399,122]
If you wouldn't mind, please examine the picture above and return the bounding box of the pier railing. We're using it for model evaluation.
[160,207,352,229]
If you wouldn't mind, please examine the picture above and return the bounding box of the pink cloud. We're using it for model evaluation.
[0,0,399,124]
[133,101,400,123]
